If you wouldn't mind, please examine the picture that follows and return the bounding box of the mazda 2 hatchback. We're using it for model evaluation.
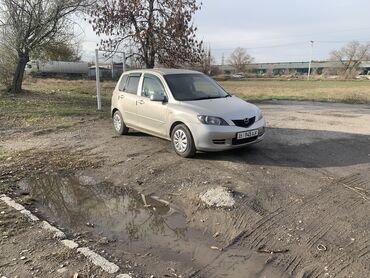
[111,69,266,158]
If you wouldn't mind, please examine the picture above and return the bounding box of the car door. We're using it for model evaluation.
[118,73,142,128]
[136,73,168,137]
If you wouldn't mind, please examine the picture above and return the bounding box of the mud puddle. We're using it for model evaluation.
[18,174,289,277]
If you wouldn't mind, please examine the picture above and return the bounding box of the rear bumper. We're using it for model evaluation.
[189,118,266,152]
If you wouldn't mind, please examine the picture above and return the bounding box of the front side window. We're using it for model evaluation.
[164,73,229,101]
[141,74,166,98]
[125,73,141,94]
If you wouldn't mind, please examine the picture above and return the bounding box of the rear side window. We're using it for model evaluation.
[126,73,141,95]
[118,75,128,91]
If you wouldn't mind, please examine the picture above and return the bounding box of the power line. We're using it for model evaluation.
[247,41,308,50]
[210,39,370,52]
[316,40,370,44]
[211,41,307,51]
[257,27,370,41]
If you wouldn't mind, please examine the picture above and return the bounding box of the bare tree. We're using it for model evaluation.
[228,47,254,73]
[330,41,370,79]
[0,23,17,89]
[89,0,204,68]
[36,40,82,62]
[199,47,214,75]
[0,0,90,94]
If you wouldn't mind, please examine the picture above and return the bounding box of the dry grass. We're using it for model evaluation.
[220,80,370,104]
[22,77,116,94]
[0,78,112,131]
[1,78,369,132]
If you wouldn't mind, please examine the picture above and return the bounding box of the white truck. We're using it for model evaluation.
[25,60,89,76]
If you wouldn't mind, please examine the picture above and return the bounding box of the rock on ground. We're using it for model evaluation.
[116,274,132,278]
[200,187,235,208]
[78,175,98,186]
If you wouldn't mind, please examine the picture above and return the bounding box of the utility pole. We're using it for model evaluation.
[111,56,114,80]
[129,44,133,68]
[95,49,101,111]
[95,49,126,110]
[122,52,126,73]
[307,40,314,81]
[208,46,212,75]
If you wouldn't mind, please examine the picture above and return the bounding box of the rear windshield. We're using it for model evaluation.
[164,73,229,101]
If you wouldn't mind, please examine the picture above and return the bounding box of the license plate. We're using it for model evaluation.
[237,129,258,140]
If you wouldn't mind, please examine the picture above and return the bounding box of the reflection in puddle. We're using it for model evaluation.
[19,175,187,243]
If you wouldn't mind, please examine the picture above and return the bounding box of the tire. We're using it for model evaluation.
[113,110,129,135]
[171,124,196,158]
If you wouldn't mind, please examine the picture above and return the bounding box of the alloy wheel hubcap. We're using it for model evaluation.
[173,129,188,153]
[113,114,122,131]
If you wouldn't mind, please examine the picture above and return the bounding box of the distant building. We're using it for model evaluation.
[216,61,370,75]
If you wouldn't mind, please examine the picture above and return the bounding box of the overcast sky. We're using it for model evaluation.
[79,0,370,64]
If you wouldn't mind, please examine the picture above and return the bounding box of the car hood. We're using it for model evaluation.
[178,96,259,120]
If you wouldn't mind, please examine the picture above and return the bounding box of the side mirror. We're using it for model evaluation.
[150,94,166,102]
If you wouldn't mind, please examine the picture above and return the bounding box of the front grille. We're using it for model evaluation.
[232,116,256,128]
[232,136,258,145]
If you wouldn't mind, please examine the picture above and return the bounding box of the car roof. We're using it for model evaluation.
[123,68,202,76]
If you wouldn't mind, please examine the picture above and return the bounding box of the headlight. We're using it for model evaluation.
[197,115,229,126]
[256,109,263,121]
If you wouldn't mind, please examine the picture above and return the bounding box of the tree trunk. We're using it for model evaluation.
[145,57,155,69]
[11,53,29,94]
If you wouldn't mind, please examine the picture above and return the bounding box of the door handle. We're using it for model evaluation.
[137,100,145,105]
[118,95,125,99]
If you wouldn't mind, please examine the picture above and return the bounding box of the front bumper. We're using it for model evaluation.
[189,118,266,152]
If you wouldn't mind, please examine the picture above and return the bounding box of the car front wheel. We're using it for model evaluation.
[113,110,129,135]
[171,124,196,158]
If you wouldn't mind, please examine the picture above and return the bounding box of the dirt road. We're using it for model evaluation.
[1,101,370,277]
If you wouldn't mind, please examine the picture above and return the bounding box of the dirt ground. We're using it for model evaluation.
[1,100,370,277]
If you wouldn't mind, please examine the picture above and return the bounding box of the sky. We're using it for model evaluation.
[78,0,370,64]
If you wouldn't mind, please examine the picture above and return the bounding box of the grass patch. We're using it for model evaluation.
[220,80,370,104]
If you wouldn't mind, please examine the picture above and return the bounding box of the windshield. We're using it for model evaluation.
[164,73,229,101]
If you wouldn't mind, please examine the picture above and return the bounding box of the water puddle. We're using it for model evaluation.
[19,174,189,244]
[18,174,289,277]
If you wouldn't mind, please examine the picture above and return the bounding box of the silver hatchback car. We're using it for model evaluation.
[111,69,266,158]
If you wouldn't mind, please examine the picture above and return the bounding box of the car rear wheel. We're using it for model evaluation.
[113,110,129,135]
[171,124,196,158]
